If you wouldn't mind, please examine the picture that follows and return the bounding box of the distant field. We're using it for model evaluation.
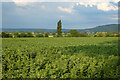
[2,37,120,78]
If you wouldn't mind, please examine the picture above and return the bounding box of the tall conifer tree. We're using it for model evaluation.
[57,20,62,37]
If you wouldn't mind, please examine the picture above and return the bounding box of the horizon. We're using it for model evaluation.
[2,23,118,30]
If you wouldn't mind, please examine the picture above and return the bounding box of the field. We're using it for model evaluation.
[2,37,120,78]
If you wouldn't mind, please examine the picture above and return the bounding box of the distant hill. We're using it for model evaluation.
[2,28,57,32]
[2,24,118,33]
[2,28,70,32]
[78,24,118,33]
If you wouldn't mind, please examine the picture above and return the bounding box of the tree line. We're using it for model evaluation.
[1,32,48,38]
[1,30,119,38]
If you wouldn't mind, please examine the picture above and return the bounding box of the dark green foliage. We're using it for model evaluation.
[57,20,62,37]
[69,29,79,37]
[45,33,48,37]
[27,32,33,37]
[21,33,27,37]
[78,33,88,37]
[105,34,113,37]
[15,32,28,38]
[2,32,7,38]
[94,35,97,37]
[36,34,44,37]
[2,32,12,38]
[69,30,87,37]
[13,32,19,37]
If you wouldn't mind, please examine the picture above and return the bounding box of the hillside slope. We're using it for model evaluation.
[79,24,118,32]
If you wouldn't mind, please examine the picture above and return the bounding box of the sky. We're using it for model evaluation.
[2,1,119,29]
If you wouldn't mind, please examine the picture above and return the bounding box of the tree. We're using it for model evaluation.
[14,32,19,38]
[66,33,72,37]
[57,20,62,37]
[69,29,79,37]
[2,32,7,38]
[105,33,114,37]
[21,33,27,37]
[27,32,33,37]
[2,32,12,38]
[45,33,48,37]
[8,33,12,38]
[36,34,44,37]
[78,33,87,37]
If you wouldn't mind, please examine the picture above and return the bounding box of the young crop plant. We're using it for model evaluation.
[2,37,119,78]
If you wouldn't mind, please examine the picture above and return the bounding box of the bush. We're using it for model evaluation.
[105,34,114,37]
[78,33,88,37]
[2,32,12,38]
[36,34,44,37]
[45,33,48,37]
[27,32,33,37]
[69,29,79,37]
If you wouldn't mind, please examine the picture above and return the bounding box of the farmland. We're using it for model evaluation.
[2,37,120,78]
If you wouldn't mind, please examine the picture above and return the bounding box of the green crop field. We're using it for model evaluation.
[2,37,120,78]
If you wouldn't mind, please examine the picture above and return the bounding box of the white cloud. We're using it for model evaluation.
[58,6,72,13]
[76,0,119,11]
[11,0,120,12]
[2,0,120,2]
[97,3,118,11]
[14,2,29,6]
[13,0,29,6]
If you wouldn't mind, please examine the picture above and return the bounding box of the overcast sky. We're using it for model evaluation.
[2,1,118,29]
